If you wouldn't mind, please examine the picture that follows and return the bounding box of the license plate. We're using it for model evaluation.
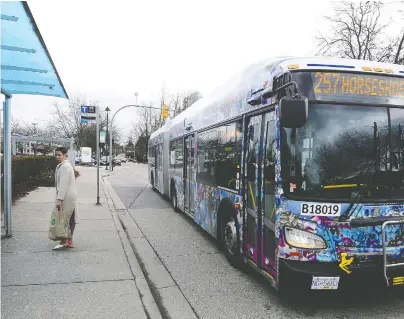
[301,203,342,217]
[311,276,340,290]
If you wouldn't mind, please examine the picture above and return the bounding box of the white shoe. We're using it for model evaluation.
[52,244,66,250]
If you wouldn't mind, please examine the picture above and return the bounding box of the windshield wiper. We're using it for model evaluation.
[374,121,380,169]
[340,164,377,221]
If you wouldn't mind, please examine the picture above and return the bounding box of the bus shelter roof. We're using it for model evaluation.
[1,1,68,98]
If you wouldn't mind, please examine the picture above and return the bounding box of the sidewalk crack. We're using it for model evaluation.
[156,285,177,290]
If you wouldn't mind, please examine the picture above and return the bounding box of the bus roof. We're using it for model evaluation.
[276,56,404,75]
[149,56,404,142]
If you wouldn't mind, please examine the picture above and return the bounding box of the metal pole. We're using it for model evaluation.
[109,118,113,172]
[96,107,100,205]
[4,95,12,236]
[0,107,2,228]
[105,110,109,170]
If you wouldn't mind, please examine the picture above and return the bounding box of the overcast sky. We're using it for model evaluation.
[5,0,400,141]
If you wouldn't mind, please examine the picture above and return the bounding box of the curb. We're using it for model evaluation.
[102,174,199,319]
[101,175,163,319]
[102,177,126,210]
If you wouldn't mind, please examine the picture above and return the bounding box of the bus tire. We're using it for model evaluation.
[171,185,179,212]
[218,211,244,270]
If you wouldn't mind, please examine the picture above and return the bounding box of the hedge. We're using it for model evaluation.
[11,155,57,186]
[1,156,58,202]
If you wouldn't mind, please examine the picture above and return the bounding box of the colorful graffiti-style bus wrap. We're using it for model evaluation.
[148,56,404,291]
[275,200,404,261]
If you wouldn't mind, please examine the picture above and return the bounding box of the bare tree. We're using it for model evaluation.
[129,104,160,162]
[170,90,202,117]
[11,119,24,136]
[131,104,156,140]
[171,92,183,117]
[317,1,404,64]
[182,91,202,110]
[131,89,202,140]
[49,94,121,153]
[12,118,51,137]
[11,118,56,154]
[129,87,202,161]
[130,86,170,160]
[391,5,404,64]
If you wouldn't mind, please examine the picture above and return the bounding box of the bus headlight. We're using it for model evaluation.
[284,227,327,249]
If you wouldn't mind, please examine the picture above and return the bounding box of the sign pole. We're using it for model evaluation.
[96,107,101,205]
[80,105,100,205]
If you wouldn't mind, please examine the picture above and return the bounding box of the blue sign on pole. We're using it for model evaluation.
[80,105,97,123]
[81,105,96,113]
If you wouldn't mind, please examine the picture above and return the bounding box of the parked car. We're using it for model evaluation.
[112,158,122,166]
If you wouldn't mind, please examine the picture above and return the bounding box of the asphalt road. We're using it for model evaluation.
[108,163,404,319]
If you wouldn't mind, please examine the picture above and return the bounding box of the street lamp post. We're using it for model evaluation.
[105,106,110,170]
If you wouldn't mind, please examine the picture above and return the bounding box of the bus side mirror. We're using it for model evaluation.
[247,95,261,106]
[262,87,273,99]
[279,96,308,128]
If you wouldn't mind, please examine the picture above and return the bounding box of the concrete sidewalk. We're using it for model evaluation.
[1,166,161,319]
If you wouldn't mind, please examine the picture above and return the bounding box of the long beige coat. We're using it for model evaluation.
[54,159,78,221]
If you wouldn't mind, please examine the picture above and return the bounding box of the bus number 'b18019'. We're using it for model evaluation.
[301,203,342,216]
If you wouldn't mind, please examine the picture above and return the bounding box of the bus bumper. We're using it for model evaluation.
[279,259,404,290]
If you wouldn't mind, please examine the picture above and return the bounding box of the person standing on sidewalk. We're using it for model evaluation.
[52,147,78,250]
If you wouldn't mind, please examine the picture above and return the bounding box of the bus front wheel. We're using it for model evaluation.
[220,216,244,270]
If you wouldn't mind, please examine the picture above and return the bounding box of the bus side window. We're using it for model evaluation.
[196,121,242,191]
[216,121,242,191]
[170,139,183,176]
[197,129,215,185]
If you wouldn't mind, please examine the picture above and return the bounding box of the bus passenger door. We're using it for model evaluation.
[150,145,156,187]
[154,144,159,188]
[261,113,277,274]
[244,114,264,266]
[184,135,195,216]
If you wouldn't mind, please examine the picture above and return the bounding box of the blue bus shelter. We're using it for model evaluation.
[1,1,68,236]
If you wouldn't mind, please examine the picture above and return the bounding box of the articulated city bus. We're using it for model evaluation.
[148,56,404,291]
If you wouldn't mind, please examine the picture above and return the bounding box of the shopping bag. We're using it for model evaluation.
[48,208,72,241]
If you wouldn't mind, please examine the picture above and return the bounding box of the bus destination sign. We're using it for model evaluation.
[311,72,404,105]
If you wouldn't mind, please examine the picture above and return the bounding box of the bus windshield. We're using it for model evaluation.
[281,103,404,202]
